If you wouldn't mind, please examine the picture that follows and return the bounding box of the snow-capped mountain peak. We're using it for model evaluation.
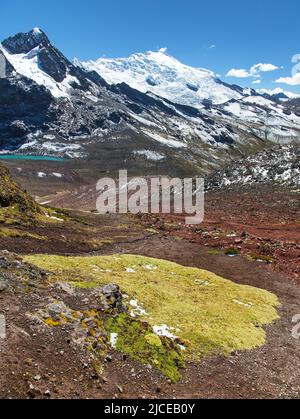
[2,28,49,55]
[1,28,299,175]
[0,28,86,98]
[79,49,247,107]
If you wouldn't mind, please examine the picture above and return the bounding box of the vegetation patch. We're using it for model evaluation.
[25,254,280,362]
[81,238,114,249]
[0,227,46,240]
[106,313,185,382]
[208,249,223,255]
[36,210,68,224]
[0,163,68,227]
[0,164,41,224]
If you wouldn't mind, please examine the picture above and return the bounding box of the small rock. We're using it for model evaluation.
[44,390,51,398]
[98,284,126,312]
[105,355,113,363]
[47,301,72,321]
[0,279,8,292]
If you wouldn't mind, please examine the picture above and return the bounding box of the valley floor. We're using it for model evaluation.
[0,214,299,398]
[0,169,299,399]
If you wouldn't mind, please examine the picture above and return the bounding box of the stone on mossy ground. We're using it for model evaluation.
[24,254,280,365]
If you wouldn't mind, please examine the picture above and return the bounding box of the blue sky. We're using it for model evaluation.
[1,0,300,93]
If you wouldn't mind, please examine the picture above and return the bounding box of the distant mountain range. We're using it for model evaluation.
[0,28,299,176]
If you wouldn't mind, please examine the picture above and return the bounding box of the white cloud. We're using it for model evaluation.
[209,44,216,49]
[250,63,279,74]
[276,72,300,86]
[252,79,261,85]
[227,62,279,79]
[226,68,250,78]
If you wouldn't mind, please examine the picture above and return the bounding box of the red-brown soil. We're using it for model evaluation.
[140,186,300,283]
[0,176,299,399]
[1,229,300,399]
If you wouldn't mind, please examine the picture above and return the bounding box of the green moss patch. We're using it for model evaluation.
[25,254,280,363]
[106,313,184,382]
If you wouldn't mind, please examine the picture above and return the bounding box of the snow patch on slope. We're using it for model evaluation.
[134,150,165,161]
[142,129,188,148]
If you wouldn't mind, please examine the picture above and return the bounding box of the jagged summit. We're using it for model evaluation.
[2,27,76,85]
[2,28,49,55]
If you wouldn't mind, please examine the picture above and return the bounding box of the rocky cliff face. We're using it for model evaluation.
[284,98,300,116]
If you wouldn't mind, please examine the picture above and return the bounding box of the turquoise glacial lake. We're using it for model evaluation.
[0,155,65,162]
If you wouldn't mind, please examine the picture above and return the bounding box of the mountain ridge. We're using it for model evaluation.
[0,28,299,177]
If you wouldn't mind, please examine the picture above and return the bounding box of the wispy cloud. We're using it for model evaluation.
[209,44,216,49]
[226,63,279,79]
